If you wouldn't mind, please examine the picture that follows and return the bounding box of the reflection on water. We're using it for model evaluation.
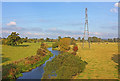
[17,48,60,80]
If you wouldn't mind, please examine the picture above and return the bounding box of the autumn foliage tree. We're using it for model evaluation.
[59,38,71,52]
[72,44,78,55]
[73,45,78,52]
[41,42,47,49]
[37,42,48,56]
[6,32,23,46]
[37,48,47,56]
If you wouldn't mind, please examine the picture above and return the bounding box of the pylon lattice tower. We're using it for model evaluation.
[83,8,90,48]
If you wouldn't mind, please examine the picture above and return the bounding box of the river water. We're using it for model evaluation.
[17,48,60,80]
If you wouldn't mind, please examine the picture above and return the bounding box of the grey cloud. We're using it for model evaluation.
[39,19,52,23]
[2,26,25,31]
[2,26,118,39]
[63,22,83,26]
[101,26,118,30]
[2,26,43,32]
[30,27,43,32]
[45,28,83,35]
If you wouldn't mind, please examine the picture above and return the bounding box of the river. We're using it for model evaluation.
[17,47,60,80]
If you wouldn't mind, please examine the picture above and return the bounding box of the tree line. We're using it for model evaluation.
[0,32,119,46]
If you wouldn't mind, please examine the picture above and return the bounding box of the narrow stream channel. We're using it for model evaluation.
[17,47,60,80]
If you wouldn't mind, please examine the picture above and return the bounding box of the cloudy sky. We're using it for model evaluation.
[2,2,119,39]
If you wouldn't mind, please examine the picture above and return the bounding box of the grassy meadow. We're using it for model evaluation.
[74,42,118,79]
[1,42,54,65]
[1,41,119,79]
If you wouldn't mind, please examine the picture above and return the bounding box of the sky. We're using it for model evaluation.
[2,0,120,2]
[2,2,119,39]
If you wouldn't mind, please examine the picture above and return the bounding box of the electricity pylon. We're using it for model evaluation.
[82,8,90,48]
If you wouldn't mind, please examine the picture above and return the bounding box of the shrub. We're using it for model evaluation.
[71,51,76,55]
[73,45,78,52]
[2,51,53,79]
[41,42,47,49]
[37,48,46,56]
[34,41,37,43]
[59,38,71,52]
[2,39,7,45]
[42,53,87,79]
[52,42,58,48]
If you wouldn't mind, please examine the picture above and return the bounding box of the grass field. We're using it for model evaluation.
[1,42,54,65]
[1,42,119,79]
[75,42,118,79]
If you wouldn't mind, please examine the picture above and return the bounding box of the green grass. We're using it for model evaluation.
[74,42,118,79]
[1,42,54,65]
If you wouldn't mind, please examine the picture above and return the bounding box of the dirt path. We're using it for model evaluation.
[75,43,118,79]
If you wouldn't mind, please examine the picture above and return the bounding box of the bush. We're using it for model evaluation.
[34,41,37,43]
[52,42,58,48]
[73,45,78,52]
[2,39,7,45]
[2,54,52,79]
[42,53,87,79]
[41,42,47,49]
[37,48,46,56]
[59,38,71,52]
[71,51,76,55]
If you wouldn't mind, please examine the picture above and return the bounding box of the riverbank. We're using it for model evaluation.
[2,42,54,65]
[2,48,53,79]
[52,47,59,51]
[18,47,61,79]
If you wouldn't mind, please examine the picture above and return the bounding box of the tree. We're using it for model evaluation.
[2,39,7,45]
[41,42,47,49]
[52,42,58,48]
[108,39,113,42]
[78,37,81,42]
[6,32,23,46]
[42,53,87,79]
[88,37,92,42]
[72,44,78,55]
[37,48,46,56]
[71,37,75,41]
[38,38,45,42]
[37,42,48,56]
[71,37,76,45]
[59,38,71,52]
[73,44,78,52]
[92,37,98,42]
[97,38,102,42]
[58,36,61,41]
[89,36,101,42]
[46,38,50,42]
[81,38,85,42]
[113,38,118,42]
[23,37,28,42]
